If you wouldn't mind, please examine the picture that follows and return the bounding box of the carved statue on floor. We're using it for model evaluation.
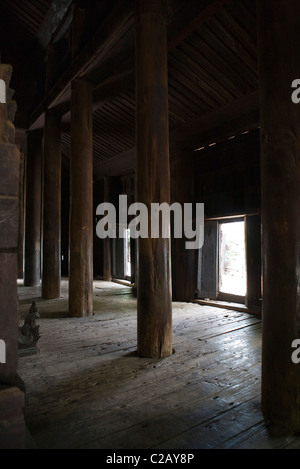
[18,302,40,356]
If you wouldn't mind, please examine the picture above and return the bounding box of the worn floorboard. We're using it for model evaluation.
[16,279,300,449]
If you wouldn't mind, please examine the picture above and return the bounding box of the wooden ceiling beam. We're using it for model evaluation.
[31,0,232,128]
[170,91,260,149]
[93,91,260,178]
[52,66,134,120]
[167,0,231,52]
[29,0,134,130]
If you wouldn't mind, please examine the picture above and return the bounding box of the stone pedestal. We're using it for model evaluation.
[0,386,25,449]
[0,63,25,447]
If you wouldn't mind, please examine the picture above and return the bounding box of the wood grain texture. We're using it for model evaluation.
[258,0,300,431]
[24,131,42,287]
[42,109,61,300]
[135,1,172,358]
[69,79,93,317]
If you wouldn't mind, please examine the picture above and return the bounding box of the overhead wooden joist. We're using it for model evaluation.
[167,0,231,52]
[92,90,260,178]
[29,0,135,129]
[29,0,234,131]
[171,90,260,149]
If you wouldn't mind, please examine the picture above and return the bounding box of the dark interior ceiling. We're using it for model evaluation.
[0,0,259,180]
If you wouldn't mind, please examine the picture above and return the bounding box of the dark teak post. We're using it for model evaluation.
[103,177,112,282]
[258,0,300,431]
[135,0,172,358]
[69,79,93,317]
[173,149,197,301]
[24,130,42,287]
[42,108,62,299]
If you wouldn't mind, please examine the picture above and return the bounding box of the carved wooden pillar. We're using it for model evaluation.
[42,108,62,299]
[135,0,172,358]
[69,79,93,317]
[258,0,300,431]
[24,130,42,287]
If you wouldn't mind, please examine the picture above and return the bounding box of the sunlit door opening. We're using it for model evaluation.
[124,228,131,279]
[218,220,246,298]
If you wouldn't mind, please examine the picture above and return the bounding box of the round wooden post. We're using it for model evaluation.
[103,177,112,282]
[135,0,172,358]
[173,149,196,301]
[69,79,93,317]
[258,0,300,431]
[24,130,42,287]
[42,108,62,299]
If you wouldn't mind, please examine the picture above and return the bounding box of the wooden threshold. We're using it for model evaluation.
[193,298,261,317]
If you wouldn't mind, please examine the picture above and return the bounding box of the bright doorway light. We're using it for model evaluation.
[125,228,131,278]
[219,221,246,297]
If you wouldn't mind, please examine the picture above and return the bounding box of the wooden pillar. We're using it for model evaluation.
[173,149,197,301]
[17,151,25,279]
[245,215,261,310]
[135,0,172,358]
[72,0,86,58]
[69,79,93,317]
[258,0,300,430]
[24,130,42,287]
[42,108,61,299]
[103,177,112,282]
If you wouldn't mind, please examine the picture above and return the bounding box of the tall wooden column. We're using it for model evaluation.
[24,130,42,287]
[258,0,300,431]
[245,215,261,309]
[69,79,93,317]
[17,151,25,279]
[42,108,61,299]
[103,177,112,282]
[173,149,197,301]
[136,0,172,358]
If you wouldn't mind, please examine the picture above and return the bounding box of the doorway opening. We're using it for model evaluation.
[124,228,131,279]
[218,220,246,299]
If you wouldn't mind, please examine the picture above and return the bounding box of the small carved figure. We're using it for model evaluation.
[18,302,40,350]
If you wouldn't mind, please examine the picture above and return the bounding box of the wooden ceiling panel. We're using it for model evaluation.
[1,0,53,40]
[4,0,259,179]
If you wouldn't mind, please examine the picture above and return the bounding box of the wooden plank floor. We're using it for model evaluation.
[17,280,300,449]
